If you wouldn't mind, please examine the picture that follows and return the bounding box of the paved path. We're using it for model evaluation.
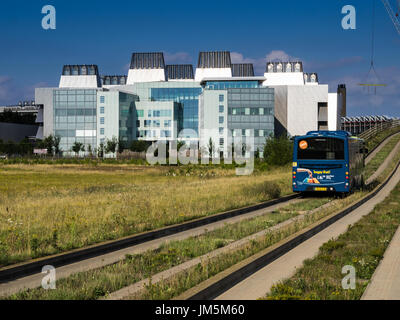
[0,197,302,297]
[362,226,400,300]
[215,159,400,300]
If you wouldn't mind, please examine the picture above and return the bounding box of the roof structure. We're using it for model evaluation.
[197,51,232,68]
[130,52,165,69]
[231,64,255,77]
[166,65,194,80]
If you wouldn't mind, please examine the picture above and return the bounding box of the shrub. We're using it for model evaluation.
[263,135,293,166]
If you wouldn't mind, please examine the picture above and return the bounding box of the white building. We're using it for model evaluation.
[35,51,345,157]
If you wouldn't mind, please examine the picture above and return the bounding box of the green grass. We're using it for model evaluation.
[4,197,333,300]
[263,180,400,300]
[365,126,400,152]
[130,192,366,300]
[364,133,400,180]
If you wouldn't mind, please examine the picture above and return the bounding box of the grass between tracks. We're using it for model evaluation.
[4,197,333,300]
[264,180,400,300]
[125,141,400,300]
[365,126,400,153]
[364,133,400,180]
[0,163,291,266]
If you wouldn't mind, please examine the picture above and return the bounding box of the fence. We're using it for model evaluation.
[358,119,400,140]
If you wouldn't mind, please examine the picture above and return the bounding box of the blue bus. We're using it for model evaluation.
[292,131,366,194]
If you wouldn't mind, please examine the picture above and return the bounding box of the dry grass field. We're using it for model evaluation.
[0,163,291,266]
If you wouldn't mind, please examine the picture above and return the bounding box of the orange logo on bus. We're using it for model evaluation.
[299,140,308,150]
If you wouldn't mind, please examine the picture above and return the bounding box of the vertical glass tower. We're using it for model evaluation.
[53,89,98,154]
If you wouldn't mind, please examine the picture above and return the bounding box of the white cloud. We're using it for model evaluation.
[327,66,400,116]
[265,50,293,62]
[231,50,299,75]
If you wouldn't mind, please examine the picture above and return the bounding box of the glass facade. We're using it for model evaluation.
[205,81,259,90]
[118,92,135,143]
[150,87,202,134]
[53,89,97,153]
[227,87,275,153]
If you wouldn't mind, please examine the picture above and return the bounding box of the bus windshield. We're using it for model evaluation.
[297,137,345,160]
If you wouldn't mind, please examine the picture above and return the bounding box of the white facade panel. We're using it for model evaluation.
[195,68,232,82]
[286,85,328,136]
[328,93,339,131]
[135,101,178,141]
[59,75,99,88]
[126,69,166,84]
[199,90,228,157]
[35,88,54,138]
[96,91,119,148]
[263,72,305,86]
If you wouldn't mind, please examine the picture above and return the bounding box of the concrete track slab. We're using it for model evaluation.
[0,197,302,297]
[362,226,400,300]
[215,158,400,300]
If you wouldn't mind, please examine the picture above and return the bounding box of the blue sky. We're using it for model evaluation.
[0,0,400,116]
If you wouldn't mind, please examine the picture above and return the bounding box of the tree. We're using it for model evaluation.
[130,140,149,152]
[105,136,118,155]
[263,134,293,166]
[43,135,54,155]
[177,140,186,152]
[118,139,126,154]
[53,135,61,155]
[207,138,216,158]
[87,144,93,157]
[71,141,84,157]
[97,143,104,158]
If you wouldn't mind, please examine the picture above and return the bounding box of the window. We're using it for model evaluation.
[297,138,345,160]
[161,130,171,138]
[136,110,144,117]
[219,94,224,102]
[144,120,151,127]
[219,138,224,146]
[100,138,105,144]
[245,108,250,115]
[148,110,152,117]
[219,116,224,124]
[100,106,105,114]
[250,108,258,116]
[100,128,105,135]
[160,110,172,117]
[153,110,161,117]
[259,108,264,115]
[219,105,224,113]
[219,127,224,135]
[100,117,104,125]
[100,96,105,104]
[153,120,160,127]
[164,120,171,127]
[259,129,264,137]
